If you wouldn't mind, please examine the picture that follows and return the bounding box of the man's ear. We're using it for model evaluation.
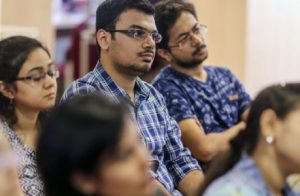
[157,48,173,62]
[96,29,111,50]
[0,81,15,99]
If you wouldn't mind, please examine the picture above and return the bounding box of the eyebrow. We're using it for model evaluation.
[128,25,158,33]
[176,23,199,40]
[27,61,54,73]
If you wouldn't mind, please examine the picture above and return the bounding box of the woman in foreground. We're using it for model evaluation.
[199,83,300,196]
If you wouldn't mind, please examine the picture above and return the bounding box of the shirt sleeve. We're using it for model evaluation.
[225,69,251,117]
[160,96,201,185]
[154,79,195,122]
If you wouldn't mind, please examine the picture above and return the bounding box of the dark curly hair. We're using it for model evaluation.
[0,36,50,126]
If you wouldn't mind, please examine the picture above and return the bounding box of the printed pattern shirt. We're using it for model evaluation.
[1,118,44,196]
[153,66,251,133]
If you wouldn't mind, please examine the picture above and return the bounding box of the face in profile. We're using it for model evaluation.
[167,11,208,68]
[274,107,300,174]
[77,119,154,196]
[12,48,57,112]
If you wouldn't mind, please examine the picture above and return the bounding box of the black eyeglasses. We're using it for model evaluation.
[168,24,207,49]
[106,28,162,43]
[14,66,59,86]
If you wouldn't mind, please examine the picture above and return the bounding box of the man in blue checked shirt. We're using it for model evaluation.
[61,0,203,195]
[153,0,251,167]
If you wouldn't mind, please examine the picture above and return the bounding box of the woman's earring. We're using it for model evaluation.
[8,98,14,111]
[266,136,274,144]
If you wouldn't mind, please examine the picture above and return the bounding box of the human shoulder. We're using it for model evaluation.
[152,66,180,85]
[204,179,258,196]
[153,68,186,94]
[62,74,100,102]
[0,118,10,148]
[204,65,232,75]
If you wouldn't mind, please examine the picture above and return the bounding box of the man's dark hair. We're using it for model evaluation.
[37,94,126,196]
[95,0,155,51]
[155,0,197,50]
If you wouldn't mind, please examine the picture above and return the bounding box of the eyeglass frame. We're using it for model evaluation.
[105,28,163,43]
[13,65,60,86]
[168,24,207,49]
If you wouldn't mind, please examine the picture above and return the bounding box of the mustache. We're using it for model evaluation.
[138,49,155,56]
[192,44,207,56]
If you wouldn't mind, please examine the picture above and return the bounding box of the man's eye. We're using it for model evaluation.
[194,27,201,34]
[133,29,146,37]
[179,35,189,43]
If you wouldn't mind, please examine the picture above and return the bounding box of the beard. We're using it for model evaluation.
[173,45,208,69]
[115,62,152,77]
[127,63,152,76]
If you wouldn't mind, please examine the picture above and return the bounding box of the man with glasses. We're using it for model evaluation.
[153,0,251,167]
[62,0,203,195]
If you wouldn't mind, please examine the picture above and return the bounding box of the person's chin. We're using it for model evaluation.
[131,64,151,75]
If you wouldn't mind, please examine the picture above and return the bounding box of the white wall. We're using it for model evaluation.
[245,0,300,96]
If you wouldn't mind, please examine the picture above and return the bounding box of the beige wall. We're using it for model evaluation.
[1,0,54,53]
[192,0,247,83]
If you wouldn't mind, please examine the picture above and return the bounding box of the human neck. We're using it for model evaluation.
[171,63,207,82]
[13,107,39,132]
[252,143,286,196]
[13,107,40,149]
[101,58,136,103]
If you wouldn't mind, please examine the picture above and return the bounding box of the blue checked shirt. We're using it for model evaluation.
[61,63,200,195]
[153,66,251,133]
[204,154,299,196]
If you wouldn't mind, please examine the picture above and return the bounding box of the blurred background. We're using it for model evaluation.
[0,0,300,98]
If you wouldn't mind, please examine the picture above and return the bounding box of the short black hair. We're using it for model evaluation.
[95,0,155,51]
[155,0,197,50]
[37,94,126,196]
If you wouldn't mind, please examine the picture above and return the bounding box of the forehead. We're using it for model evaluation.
[115,9,156,31]
[168,11,198,40]
[19,48,51,73]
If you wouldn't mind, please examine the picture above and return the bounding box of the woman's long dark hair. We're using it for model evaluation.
[0,36,50,126]
[198,83,300,195]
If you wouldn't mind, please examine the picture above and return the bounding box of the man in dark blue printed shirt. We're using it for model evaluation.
[153,0,251,165]
[61,0,203,195]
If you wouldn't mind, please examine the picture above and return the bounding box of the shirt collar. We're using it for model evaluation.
[94,62,150,103]
[236,154,296,196]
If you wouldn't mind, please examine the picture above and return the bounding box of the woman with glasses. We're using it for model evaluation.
[0,36,58,196]
[198,83,300,196]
